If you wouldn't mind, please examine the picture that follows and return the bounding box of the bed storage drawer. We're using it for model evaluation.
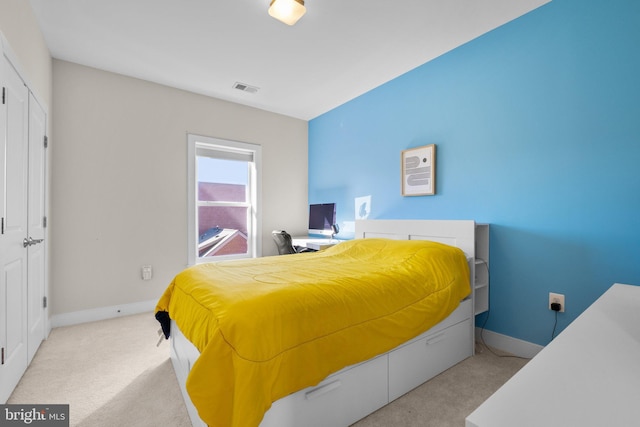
[426,298,471,335]
[261,354,389,427]
[388,318,472,401]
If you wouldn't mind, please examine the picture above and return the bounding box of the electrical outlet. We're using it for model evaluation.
[549,292,565,312]
[142,265,153,281]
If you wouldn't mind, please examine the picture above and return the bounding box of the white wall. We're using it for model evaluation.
[0,0,51,107]
[51,60,308,317]
[4,1,309,320]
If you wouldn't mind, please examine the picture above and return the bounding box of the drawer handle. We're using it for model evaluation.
[425,331,446,345]
[305,380,342,400]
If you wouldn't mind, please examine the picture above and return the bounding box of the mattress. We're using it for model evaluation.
[155,238,471,427]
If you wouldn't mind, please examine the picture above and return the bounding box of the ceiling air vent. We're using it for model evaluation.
[233,82,259,94]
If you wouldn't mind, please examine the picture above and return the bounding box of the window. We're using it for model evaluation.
[188,134,261,264]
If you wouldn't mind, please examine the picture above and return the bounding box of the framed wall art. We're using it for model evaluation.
[401,144,436,196]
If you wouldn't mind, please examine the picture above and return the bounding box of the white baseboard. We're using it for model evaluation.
[475,327,544,359]
[50,299,157,328]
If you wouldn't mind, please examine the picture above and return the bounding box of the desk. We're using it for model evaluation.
[465,283,640,427]
[291,236,341,251]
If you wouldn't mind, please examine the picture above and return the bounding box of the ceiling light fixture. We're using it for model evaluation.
[268,0,306,26]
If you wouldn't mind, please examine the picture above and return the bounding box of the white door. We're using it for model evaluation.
[26,92,47,364]
[0,55,29,403]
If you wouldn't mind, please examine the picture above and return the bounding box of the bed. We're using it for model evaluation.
[156,219,478,427]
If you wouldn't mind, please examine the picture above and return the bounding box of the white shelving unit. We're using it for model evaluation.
[473,224,490,315]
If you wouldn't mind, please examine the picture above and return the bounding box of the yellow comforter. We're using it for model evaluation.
[155,238,470,427]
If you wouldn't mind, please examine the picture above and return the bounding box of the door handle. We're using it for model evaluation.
[30,237,44,245]
[305,379,342,400]
[23,237,44,247]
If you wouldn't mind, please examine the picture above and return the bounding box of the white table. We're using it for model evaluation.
[466,283,640,427]
[291,236,340,251]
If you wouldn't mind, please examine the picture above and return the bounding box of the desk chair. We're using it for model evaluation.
[271,230,316,255]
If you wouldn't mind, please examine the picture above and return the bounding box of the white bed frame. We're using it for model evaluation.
[170,219,477,427]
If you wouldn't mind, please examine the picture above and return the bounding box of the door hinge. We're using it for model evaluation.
[1,347,4,365]
[43,296,48,309]
[44,135,48,148]
[1,217,4,234]
[2,87,5,104]
[43,216,47,228]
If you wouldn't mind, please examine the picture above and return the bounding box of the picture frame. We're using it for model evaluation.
[401,144,436,196]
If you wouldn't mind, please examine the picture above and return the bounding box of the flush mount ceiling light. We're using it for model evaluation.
[268,0,306,26]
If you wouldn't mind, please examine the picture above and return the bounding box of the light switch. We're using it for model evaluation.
[142,265,153,280]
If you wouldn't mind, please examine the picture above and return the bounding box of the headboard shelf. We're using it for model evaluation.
[355,219,489,316]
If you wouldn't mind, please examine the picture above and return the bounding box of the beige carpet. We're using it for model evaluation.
[8,313,190,427]
[8,313,528,427]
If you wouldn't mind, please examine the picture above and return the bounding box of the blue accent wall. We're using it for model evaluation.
[308,0,640,346]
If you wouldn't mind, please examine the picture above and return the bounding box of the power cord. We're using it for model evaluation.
[478,307,529,360]
[550,302,561,340]
[476,259,529,360]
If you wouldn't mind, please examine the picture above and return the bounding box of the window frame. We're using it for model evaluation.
[187,134,262,265]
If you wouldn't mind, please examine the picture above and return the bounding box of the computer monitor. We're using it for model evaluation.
[308,203,336,236]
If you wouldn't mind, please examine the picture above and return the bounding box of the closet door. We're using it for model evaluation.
[0,55,29,403]
[27,93,47,364]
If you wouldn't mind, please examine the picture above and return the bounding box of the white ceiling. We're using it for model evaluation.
[29,0,550,120]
